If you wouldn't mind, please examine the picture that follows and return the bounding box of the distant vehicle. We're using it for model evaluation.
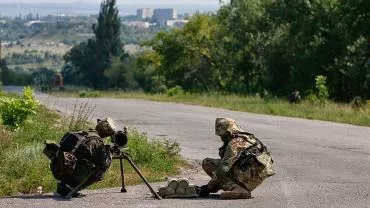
[40,73,64,92]
[51,74,64,89]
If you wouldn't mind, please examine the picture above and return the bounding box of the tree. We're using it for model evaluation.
[105,56,139,90]
[217,0,273,93]
[93,0,123,59]
[147,15,221,92]
[64,0,123,88]
[135,50,166,93]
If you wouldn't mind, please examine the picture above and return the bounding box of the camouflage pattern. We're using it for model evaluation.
[48,129,112,189]
[202,118,275,195]
[44,118,115,196]
[215,118,243,139]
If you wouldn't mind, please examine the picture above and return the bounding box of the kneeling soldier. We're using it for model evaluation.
[200,118,275,199]
[43,118,117,197]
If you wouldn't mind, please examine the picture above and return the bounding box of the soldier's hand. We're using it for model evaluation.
[218,147,225,158]
[198,185,211,197]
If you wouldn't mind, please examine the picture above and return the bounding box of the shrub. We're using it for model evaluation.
[315,75,329,104]
[167,86,184,97]
[0,87,39,130]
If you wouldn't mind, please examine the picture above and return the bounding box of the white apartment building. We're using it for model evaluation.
[136,8,154,19]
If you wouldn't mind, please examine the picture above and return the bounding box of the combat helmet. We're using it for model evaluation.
[215,118,243,138]
[95,118,116,138]
[43,140,60,161]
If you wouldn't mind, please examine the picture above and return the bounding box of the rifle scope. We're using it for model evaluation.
[111,131,128,148]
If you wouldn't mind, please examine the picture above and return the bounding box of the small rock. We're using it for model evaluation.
[37,186,43,194]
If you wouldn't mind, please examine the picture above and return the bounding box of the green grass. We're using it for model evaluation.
[51,90,370,127]
[0,102,184,196]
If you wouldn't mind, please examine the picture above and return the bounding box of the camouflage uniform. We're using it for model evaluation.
[43,118,116,197]
[201,118,275,199]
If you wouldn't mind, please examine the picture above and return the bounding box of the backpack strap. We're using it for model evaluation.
[70,131,87,154]
[70,131,101,154]
[59,131,87,153]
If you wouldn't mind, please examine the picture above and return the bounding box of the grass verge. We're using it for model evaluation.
[50,90,370,127]
[0,103,184,196]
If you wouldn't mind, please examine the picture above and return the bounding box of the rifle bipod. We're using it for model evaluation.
[113,152,162,200]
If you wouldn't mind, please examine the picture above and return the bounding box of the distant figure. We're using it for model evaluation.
[288,91,301,103]
[199,118,275,199]
[351,96,364,110]
[43,118,117,198]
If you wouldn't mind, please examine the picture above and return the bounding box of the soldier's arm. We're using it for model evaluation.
[215,138,243,179]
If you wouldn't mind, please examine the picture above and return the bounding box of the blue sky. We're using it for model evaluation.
[0,0,220,4]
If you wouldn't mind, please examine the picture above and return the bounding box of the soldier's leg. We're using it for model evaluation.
[202,158,219,177]
[220,164,269,199]
[236,164,266,192]
[216,166,251,199]
[200,158,221,196]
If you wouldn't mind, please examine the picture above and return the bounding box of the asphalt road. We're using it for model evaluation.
[1,86,370,208]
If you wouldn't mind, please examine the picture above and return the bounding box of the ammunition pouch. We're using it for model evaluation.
[50,151,77,182]
[236,150,256,171]
[255,152,275,178]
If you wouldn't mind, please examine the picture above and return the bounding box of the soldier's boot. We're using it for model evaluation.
[56,182,85,198]
[56,182,70,197]
[220,186,251,200]
[198,179,221,197]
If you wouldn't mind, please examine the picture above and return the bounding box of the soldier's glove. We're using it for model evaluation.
[197,185,211,197]
[218,142,228,158]
[218,147,225,158]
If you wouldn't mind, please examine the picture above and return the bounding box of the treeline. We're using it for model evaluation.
[5,50,63,66]
[64,0,369,101]
[0,60,56,86]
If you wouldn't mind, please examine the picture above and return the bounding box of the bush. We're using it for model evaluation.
[0,87,39,130]
[167,86,184,97]
[315,75,329,104]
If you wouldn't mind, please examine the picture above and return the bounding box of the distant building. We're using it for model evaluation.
[183,13,193,20]
[153,8,177,25]
[137,8,153,19]
[25,20,46,27]
[122,21,152,29]
[166,19,189,28]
